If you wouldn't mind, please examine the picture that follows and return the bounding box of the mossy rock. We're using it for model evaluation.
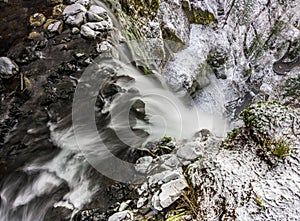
[187,7,216,25]
[119,0,160,20]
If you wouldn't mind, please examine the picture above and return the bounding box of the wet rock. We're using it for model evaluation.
[28,31,43,40]
[87,5,109,22]
[135,156,153,174]
[72,27,80,34]
[63,3,87,27]
[29,13,46,27]
[0,57,19,79]
[107,210,132,221]
[68,0,90,7]
[80,21,113,39]
[43,19,63,35]
[53,4,66,17]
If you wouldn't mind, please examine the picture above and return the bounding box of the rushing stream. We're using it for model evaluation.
[0,0,299,220]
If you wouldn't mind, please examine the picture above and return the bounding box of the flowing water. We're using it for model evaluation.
[0,0,300,220]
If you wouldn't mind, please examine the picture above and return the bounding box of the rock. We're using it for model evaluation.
[63,3,87,27]
[29,13,46,27]
[53,4,66,17]
[47,0,63,6]
[158,177,187,209]
[72,27,80,34]
[118,200,131,212]
[28,31,42,40]
[43,19,63,35]
[87,5,109,22]
[80,21,113,39]
[136,197,148,208]
[176,142,204,161]
[0,57,19,79]
[68,0,90,7]
[159,0,190,50]
[135,156,153,174]
[107,210,132,221]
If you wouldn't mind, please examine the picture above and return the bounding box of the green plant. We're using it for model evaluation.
[255,197,266,210]
[271,139,290,159]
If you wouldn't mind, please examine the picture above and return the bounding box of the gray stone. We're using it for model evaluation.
[68,0,90,7]
[176,143,204,161]
[63,3,87,27]
[87,5,109,22]
[80,21,113,39]
[135,156,153,174]
[148,170,182,187]
[72,27,80,34]
[0,57,19,79]
[44,19,63,34]
[137,197,148,209]
[108,210,132,221]
[158,177,187,209]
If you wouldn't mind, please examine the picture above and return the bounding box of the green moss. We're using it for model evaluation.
[255,197,266,210]
[283,75,300,99]
[241,105,257,128]
[189,8,215,25]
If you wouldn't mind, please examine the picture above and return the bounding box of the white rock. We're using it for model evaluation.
[0,57,19,78]
[72,27,80,34]
[137,197,148,208]
[135,156,153,174]
[63,3,87,27]
[68,0,90,6]
[87,5,108,22]
[80,24,98,39]
[108,210,132,221]
[80,21,113,39]
[152,191,163,211]
[158,177,187,209]
[148,170,182,187]
[176,142,204,161]
[47,20,63,33]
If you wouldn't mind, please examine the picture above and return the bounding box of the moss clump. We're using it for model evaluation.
[120,0,160,20]
[283,75,300,100]
[188,8,216,25]
[271,139,291,159]
[255,197,266,210]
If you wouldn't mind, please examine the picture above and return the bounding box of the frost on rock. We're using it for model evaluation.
[159,0,190,50]
[187,102,300,220]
